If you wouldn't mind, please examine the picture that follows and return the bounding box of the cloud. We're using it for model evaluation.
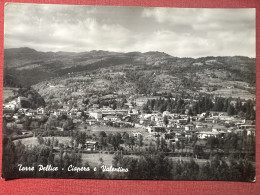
[4,3,255,58]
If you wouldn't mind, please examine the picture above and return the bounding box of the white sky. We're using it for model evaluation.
[4,3,256,58]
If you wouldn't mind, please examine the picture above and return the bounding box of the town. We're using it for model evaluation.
[3,77,255,166]
[2,51,256,181]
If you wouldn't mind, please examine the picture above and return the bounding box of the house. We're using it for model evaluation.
[199,112,207,118]
[212,125,226,133]
[125,102,133,108]
[177,118,188,124]
[63,106,70,111]
[219,115,235,122]
[235,129,245,136]
[246,128,255,136]
[180,114,188,119]
[3,103,16,113]
[205,118,214,123]
[86,119,97,126]
[185,124,194,131]
[185,132,192,139]
[103,115,119,122]
[154,116,163,122]
[133,132,142,137]
[164,133,175,140]
[18,108,27,113]
[147,126,166,134]
[209,111,227,118]
[195,123,208,129]
[53,111,61,116]
[13,113,23,120]
[101,94,117,100]
[54,109,68,116]
[25,109,37,116]
[197,131,219,139]
[162,111,171,117]
[76,112,82,117]
[115,109,128,115]
[102,106,111,110]
[135,98,148,106]
[128,109,138,115]
[191,116,199,121]
[139,118,148,125]
[85,141,98,151]
[101,109,116,116]
[175,135,186,142]
[235,120,246,127]
[238,125,255,130]
[56,127,64,131]
[70,108,78,114]
[73,119,81,124]
[37,107,45,115]
[168,127,184,134]
[92,104,99,109]
[89,111,102,120]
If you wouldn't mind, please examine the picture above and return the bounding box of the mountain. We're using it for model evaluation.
[3,47,256,87]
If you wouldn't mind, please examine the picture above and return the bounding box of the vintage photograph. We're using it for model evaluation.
[2,3,256,181]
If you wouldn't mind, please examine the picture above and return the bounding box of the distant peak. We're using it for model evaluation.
[143,51,172,57]
[5,47,37,53]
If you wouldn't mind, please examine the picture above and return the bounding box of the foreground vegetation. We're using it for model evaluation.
[2,133,255,181]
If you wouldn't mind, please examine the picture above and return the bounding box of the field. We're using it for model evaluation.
[169,156,208,166]
[81,153,209,168]
[12,135,248,170]
[79,124,146,134]
[3,87,17,102]
[81,153,140,167]
[207,88,255,100]
[13,136,72,147]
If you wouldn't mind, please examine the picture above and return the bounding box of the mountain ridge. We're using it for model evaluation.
[3,47,256,87]
[4,47,256,59]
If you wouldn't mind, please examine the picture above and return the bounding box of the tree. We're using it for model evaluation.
[163,116,169,127]
[54,138,59,147]
[112,102,117,110]
[129,136,135,150]
[75,132,87,148]
[193,145,204,158]
[62,119,74,131]
[161,138,166,151]
[23,116,32,130]
[169,141,175,152]
[156,137,160,151]
[110,133,122,150]
[122,132,130,148]
[137,135,143,152]
[227,104,236,115]
[207,136,219,154]
[143,104,151,114]
[37,136,44,145]
[99,131,107,138]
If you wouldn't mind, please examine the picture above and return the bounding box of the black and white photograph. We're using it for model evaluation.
[2,3,256,181]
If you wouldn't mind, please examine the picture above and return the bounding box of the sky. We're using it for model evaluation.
[4,3,256,58]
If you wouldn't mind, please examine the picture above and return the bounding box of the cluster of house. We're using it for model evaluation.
[3,95,140,130]
[3,96,29,113]
[3,96,45,120]
[135,110,255,145]
[3,94,255,151]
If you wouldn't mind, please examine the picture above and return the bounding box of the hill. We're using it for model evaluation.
[3,47,256,87]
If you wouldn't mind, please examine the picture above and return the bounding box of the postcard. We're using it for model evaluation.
[2,3,256,181]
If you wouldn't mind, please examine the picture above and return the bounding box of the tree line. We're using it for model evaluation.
[143,96,255,120]
[110,151,255,181]
[2,136,254,181]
